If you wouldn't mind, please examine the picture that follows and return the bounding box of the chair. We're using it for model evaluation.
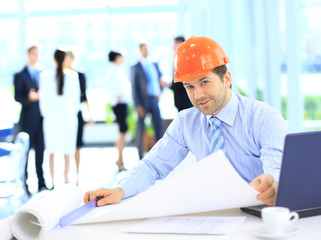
[0,132,30,199]
[0,123,14,142]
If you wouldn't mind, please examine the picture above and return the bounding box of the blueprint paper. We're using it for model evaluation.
[74,150,261,224]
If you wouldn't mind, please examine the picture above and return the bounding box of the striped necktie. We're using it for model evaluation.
[209,116,228,157]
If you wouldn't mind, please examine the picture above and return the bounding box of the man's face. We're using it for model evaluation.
[173,40,182,52]
[140,44,148,58]
[28,48,39,65]
[182,71,231,116]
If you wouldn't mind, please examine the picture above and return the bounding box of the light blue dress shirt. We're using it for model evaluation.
[140,59,161,96]
[118,92,288,198]
[27,66,39,84]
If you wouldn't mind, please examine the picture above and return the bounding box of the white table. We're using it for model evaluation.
[43,208,321,240]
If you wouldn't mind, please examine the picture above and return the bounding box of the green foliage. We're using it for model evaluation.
[105,103,114,124]
[236,86,247,97]
[282,96,321,121]
[126,103,137,139]
[256,89,264,101]
[236,86,321,121]
[105,102,149,139]
[145,118,155,137]
[304,96,321,120]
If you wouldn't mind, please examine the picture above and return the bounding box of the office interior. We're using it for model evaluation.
[0,0,321,221]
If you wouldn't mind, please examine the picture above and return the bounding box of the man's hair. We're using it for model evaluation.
[174,36,185,43]
[108,51,122,62]
[139,43,146,49]
[27,46,38,53]
[212,65,232,89]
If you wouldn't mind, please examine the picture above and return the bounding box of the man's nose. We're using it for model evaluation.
[194,86,205,99]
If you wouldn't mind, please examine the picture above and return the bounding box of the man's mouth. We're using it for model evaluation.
[198,99,210,106]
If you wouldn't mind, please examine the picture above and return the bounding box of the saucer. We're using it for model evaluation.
[254,226,299,239]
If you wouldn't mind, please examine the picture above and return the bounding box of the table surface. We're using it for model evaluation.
[43,208,321,240]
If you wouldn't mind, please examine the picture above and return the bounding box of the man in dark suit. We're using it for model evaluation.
[170,36,193,111]
[14,46,47,194]
[131,43,163,159]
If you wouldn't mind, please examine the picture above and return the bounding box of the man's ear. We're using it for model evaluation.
[224,71,232,88]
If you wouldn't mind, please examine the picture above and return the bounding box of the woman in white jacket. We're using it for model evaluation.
[39,49,80,186]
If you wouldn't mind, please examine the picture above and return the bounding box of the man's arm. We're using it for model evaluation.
[130,66,143,107]
[14,73,30,105]
[257,110,287,181]
[84,114,190,206]
[252,109,287,205]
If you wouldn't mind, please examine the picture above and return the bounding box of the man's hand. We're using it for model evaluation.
[136,105,145,118]
[28,88,40,102]
[250,174,278,206]
[160,80,170,88]
[84,187,125,207]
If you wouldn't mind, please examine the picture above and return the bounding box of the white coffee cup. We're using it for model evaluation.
[261,207,299,235]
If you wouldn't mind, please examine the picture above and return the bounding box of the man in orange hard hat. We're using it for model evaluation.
[85,37,287,207]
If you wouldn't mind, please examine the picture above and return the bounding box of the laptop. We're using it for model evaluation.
[241,130,321,218]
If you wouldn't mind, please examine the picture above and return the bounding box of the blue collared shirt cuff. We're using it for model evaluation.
[116,181,135,199]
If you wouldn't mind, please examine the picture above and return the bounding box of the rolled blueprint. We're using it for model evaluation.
[10,184,83,240]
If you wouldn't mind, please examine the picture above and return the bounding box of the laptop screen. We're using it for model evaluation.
[276,131,321,211]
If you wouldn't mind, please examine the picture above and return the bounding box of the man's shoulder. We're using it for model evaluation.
[14,66,28,77]
[14,67,30,84]
[132,62,141,68]
[236,93,282,117]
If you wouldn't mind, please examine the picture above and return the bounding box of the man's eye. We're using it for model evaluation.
[202,80,208,85]
[186,85,193,89]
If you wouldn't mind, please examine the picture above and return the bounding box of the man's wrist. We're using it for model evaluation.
[115,187,125,199]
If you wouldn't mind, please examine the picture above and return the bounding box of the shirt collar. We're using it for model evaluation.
[207,92,238,128]
[27,65,35,74]
[140,57,148,65]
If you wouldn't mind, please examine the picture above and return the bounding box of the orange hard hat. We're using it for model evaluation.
[173,36,230,83]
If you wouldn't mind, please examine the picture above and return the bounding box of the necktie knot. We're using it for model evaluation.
[209,116,223,130]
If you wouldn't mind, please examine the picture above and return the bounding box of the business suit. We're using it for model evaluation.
[77,72,87,147]
[14,66,46,191]
[170,80,193,111]
[131,61,163,159]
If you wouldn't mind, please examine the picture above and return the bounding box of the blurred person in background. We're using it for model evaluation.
[64,48,93,184]
[105,51,131,171]
[131,43,163,159]
[14,45,48,195]
[39,49,80,187]
[161,36,193,112]
[170,36,193,111]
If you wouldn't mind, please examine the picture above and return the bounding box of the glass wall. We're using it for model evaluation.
[0,19,20,122]
[0,0,320,130]
[0,0,178,123]
[280,0,321,130]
